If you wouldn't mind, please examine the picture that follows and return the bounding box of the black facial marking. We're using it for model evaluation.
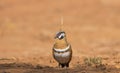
[55,31,65,39]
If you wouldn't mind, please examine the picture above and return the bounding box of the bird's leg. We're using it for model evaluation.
[61,64,66,68]
[66,63,69,68]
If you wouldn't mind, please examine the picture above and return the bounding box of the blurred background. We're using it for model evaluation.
[0,0,120,65]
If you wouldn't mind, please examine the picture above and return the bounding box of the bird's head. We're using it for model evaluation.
[55,31,66,40]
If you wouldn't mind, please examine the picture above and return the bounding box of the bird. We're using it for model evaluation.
[52,31,72,68]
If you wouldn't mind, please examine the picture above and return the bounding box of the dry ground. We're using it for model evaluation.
[0,0,120,73]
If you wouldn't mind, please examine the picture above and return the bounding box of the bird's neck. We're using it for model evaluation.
[54,38,68,49]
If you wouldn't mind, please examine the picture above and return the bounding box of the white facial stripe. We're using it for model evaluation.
[58,33,65,39]
[54,45,70,52]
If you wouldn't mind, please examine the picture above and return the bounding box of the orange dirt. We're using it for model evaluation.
[0,0,120,73]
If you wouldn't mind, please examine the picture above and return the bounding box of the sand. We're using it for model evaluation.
[0,0,120,73]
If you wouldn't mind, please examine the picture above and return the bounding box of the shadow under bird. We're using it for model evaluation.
[52,31,72,68]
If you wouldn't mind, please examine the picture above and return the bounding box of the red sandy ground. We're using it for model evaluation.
[0,0,120,73]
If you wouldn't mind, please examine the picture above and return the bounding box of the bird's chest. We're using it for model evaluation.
[54,51,70,58]
[53,51,71,63]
